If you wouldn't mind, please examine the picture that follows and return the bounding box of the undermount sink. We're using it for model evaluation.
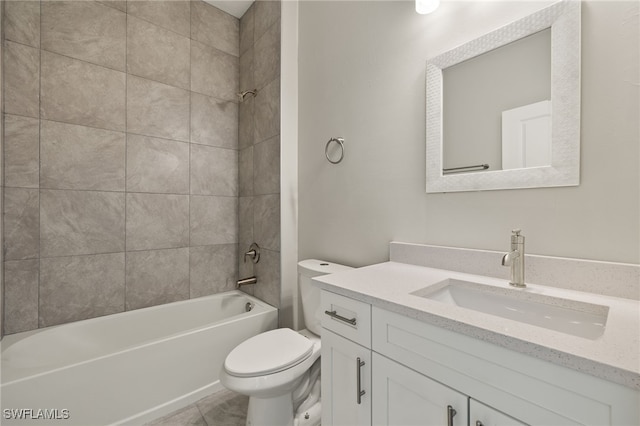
[412,279,609,340]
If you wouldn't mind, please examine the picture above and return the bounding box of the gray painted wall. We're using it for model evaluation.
[298,1,639,268]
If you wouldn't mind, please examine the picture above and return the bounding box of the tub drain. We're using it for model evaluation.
[245,302,254,312]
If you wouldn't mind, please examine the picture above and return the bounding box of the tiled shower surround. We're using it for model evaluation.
[2,0,281,334]
[237,2,281,310]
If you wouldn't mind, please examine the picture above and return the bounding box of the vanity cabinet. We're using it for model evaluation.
[372,307,636,426]
[321,329,371,425]
[320,290,639,426]
[372,353,468,426]
[321,291,372,426]
[470,399,528,426]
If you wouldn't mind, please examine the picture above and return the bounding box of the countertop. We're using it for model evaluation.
[312,261,640,391]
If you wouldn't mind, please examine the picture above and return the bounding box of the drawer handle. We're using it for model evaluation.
[356,357,366,404]
[324,310,357,326]
[447,405,457,426]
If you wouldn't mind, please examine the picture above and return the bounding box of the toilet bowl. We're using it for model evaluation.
[220,260,352,426]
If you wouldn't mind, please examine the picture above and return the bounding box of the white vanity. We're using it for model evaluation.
[313,243,640,426]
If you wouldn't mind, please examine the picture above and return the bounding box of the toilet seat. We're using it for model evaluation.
[224,328,314,377]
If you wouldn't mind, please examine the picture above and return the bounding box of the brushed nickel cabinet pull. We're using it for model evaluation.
[324,310,357,326]
[447,405,457,426]
[356,357,366,404]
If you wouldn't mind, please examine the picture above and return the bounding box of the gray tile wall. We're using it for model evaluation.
[2,0,246,334]
[237,2,281,310]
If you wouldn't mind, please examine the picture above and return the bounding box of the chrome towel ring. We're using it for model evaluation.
[325,137,345,164]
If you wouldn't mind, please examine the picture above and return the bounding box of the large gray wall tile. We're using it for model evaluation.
[125,248,189,310]
[127,16,190,89]
[39,253,125,327]
[40,120,126,191]
[191,41,239,102]
[4,41,39,118]
[126,193,189,251]
[254,78,280,143]
[239,147,254,197]
[4,260,39,334]
[254,135,280,195]
[253,248,280,309]
[191,92,238,149]
[4,1,40,48]
[190,244,237,298]
[98,1,127,13]
[40,190,125,257]
[191,1,239,57]
[4,188,39,260]
[191,144,238,196]
[239,4,254,55]
[126,134,189,194]
[41,51,126,131]
[238,97,254,149]
[41,1,126,71]
[4,115,39,188]
[238,197,254,249]
[238,197,255,282]
[254,20,280,90]
[127,0,191,38]
[190,196,238,246]
[127,75,190,142]
[254,0,280,42]
[239,48,255,94]
[254,194,280,251]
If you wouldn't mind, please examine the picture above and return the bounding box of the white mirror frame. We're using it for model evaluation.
[426,1,581,193]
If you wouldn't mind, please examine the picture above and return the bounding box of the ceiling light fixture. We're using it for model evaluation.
[416,0,440,14]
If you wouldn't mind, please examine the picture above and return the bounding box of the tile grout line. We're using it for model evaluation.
[8,111,241,153]
[188,1,192,300]
[124,2,128,314]
[1,0,4,334]
[37,0,42,331]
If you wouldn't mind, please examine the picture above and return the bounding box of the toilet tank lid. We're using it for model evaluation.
[298,259,353,277]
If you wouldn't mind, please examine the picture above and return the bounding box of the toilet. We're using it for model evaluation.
[220,259,352,426]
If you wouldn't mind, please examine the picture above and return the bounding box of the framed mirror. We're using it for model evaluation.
[426,1,581,193]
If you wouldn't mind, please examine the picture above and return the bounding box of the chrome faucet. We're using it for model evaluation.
[501,229,525,288]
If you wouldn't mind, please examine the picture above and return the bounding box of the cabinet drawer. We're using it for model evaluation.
[321,291,371,348]
[372,307,620,426]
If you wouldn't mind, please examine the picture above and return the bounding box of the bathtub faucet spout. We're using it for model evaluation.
[236,276,257,288]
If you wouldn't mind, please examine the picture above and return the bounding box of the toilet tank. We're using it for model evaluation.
[298,259,353,336]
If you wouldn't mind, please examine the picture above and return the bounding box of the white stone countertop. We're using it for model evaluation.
[312,261,640,391]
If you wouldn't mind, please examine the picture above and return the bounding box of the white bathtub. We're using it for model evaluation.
[0,291,277,425]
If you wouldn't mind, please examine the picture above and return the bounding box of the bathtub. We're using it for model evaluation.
[0,291,277,425]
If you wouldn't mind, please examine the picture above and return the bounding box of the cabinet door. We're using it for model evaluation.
[321,329,371,426]
[372,353,468,426]
[470,399,528,426]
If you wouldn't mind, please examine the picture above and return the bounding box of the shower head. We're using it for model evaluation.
[238,89,257,101]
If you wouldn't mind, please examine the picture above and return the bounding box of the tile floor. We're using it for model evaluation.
[146,389,248,426]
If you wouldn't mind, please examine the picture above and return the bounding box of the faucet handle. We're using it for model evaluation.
[510,229,524,244]
[243,243,261,264]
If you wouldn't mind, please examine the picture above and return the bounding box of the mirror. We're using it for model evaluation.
[426,1,581,193]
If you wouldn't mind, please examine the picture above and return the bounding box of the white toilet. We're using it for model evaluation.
[220,259,352,426]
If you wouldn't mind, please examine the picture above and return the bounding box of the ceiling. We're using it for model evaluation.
[204,0,254,18]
